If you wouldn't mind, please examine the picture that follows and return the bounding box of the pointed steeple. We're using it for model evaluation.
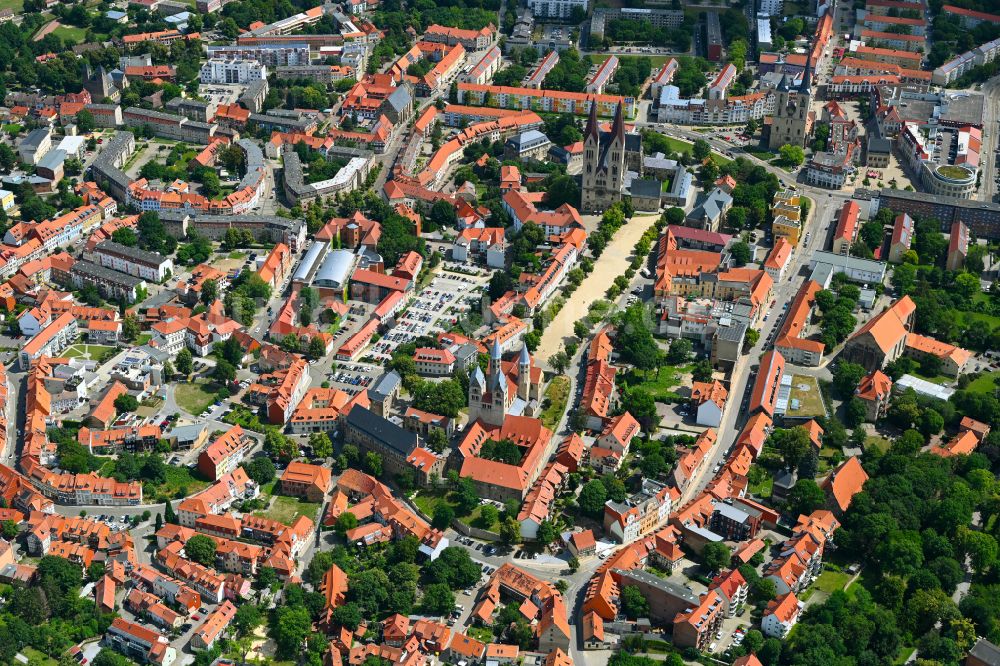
[585,101,599,143]
[490,336,502,361]
[799,50,813,97]
[612,102,625,142]
[519,343,531,367]
[471,365,486,391]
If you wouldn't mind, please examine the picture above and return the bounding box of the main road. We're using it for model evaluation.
[979,78,1000,204]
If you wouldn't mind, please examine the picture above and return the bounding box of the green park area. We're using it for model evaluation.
[256,494,321,526]
[63,344,116,361]
[540,376,570,431]
[174,380,220,415]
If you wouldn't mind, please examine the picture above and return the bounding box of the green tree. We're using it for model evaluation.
[122,314,140,342]
[846,397,868,427]
[184,535,217,566]
[330,603,362,630]
[620,585,650,619]
[730,241,752,266]
[309,432,333,459]
[779,144,805,166]
[788,479,826,516]
[432,503,455,530]
[308,336,326,360]
[213,359,237,384]
[114,393,138,413]
[335,511,359,536]
[270,606,311,658]
[833,362,867,399]
[242,457,276,485]
[112,227,138,246]
[621,387,658,431]
[537,520,558,545]
[420,583,456,616]
[176,347,193,376]
[702,541,731,572]
[692,139,712,161]
[233,604,263,636]
[578,479,608,517]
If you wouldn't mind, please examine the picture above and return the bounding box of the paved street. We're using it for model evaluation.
[980,78,1000,203]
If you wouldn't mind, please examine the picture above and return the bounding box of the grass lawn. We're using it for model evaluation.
[959,309,1000,329]
[540,376,570,431]
[622,364,690,403]
[256,495,320,526]
[893,648,916,665]
[467,626,494,643]
[412,489,491,529]
[911,370,953,385]
[966,371,1000,394]
[786,374,827,419]
[63,344,116,361]
[136,333,152,346]
[154,465,210,500]
[864,435,892,454]
[52,24,88,44]
[228,251,246,260]
[813,568,851,594]
[174,380,218,415]
[591,53,671,70]
[0,0,22,10]
[747,465,773,499]
[22,648,58,666]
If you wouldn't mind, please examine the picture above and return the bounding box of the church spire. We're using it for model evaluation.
[585,101,599,143]
[799,49,813,97]
[612,101,625,142]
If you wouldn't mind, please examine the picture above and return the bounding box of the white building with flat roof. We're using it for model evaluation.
[199,58,268,84]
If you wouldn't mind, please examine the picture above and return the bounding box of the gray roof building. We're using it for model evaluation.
[629,178,662,200]
[968,638,1000,666]
[345,405,418,457]
[370,370,401,403]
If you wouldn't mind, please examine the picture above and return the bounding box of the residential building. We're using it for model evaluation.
[197,426,252,481]
[762,592,802,638]
[887,213,914,262]
[841,296,915,370]
[280,462,332,502]
[94,240,174,282]
[104,618,177,666]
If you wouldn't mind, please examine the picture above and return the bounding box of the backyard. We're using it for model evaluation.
[174,379,221,415]
[659,135,732,166]
[255,494,320,526]
[63,344,116,362]
[966,370,1000,394]
[785,374,827,419]
[620,363,690,403]
[412,488,495,530]
[51,24,89,44]
[540,376,570,431]
[157,465,210,499]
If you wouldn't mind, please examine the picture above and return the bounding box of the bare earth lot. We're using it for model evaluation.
[536,212,660,363]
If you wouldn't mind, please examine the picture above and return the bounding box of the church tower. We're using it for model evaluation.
[580,102,629,213]
[581,102,601,213]
[468,337,510,427]
[768,54,813,150]
[517,343,531,401]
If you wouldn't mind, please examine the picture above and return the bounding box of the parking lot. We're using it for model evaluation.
[366,268,489,363]
[325,360,379,395]
[196,83,245,107]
